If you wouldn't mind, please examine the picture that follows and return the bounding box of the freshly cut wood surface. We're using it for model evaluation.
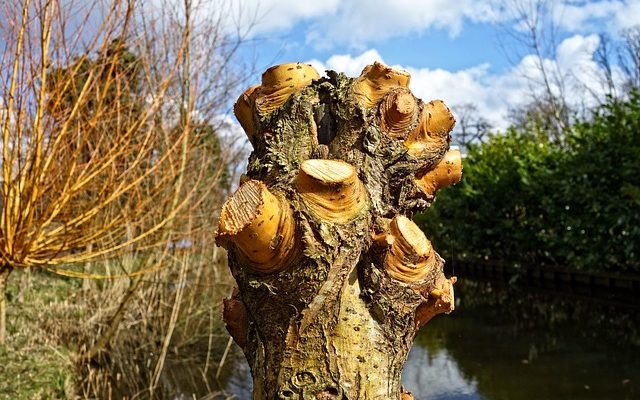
[217,180,296,273]
[405,99,456,156]
[233,84,260,142]
[384,215,435,283]
[352,61,410,108]
[296,159,367,223]
[416,149,463,196]
[254,62,320,115]
[379,87,419,139]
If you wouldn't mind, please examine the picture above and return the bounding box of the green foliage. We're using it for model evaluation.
[48,40,230,199]
[417,93,640,273]
[47,39,143,117]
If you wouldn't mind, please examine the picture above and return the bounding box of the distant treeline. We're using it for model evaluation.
[418,92,640,274]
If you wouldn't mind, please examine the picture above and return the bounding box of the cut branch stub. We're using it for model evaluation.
[401,387,416,400]
[415,276,457,327]
[405,99,455,156]
[379,87,419,139]
[223,287,249,348]
[416,149,463,196]
[254,62,320,115]
[352,61,411,108]
[384,215,436,283]
[372,231,395,247]
[233,84,260,143]
[216,180,297,274]
[295,159,368,223]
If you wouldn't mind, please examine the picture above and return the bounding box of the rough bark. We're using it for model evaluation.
[217,62,461,399]
[0,266,11,345]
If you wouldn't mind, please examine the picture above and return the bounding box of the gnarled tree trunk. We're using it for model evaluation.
[217,62,462,399]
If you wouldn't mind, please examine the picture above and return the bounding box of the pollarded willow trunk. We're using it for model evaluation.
[216,62,462,400]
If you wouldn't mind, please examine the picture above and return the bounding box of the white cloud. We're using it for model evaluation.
[552,1,624,32]
[552,0,640,33]
[405,64,490,109]
[614,0,640,29]
[309,49,385,77]
[308,34,619,131]
[304,0,508,49]
[219,1,640,50]
[217,0,340,36]
[556,34,604,97]
[556,33,600,68]
[210,0,508,48]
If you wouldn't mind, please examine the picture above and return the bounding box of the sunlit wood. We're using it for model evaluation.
[254,63,320,115]
[295,159,368,223]
[384,215,436,283]
[379,87,419,139]
[416,149,463,196]
[217,180,298,273]
[352,61,410,108]
[405,100,456,156]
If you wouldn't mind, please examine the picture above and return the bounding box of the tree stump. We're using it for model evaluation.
[217,61,462,399]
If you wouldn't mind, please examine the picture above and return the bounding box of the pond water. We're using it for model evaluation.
[217,279,640,400]
[401,279,640,400]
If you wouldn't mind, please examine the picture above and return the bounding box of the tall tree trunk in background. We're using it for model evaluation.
[217,62,462,399]
[0,266,11,344]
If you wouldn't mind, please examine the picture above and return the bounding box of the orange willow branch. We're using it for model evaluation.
[1,0,30,252]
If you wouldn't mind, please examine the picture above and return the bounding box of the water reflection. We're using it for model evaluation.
[402,347,479,400]
[223,279,640,400]
[402,280,640,400]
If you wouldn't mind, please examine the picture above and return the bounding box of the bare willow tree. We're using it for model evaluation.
[594,27,640,96]
[501,0,572,139]
[618,27,640,92]
[12,0,255,395]
[451,102,492,153]
[502,0,640,138]
[0,0,209,344]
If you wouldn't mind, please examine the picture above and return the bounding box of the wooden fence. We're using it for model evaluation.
[449,260,640,308]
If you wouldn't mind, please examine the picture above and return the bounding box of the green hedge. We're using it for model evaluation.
[417,93,640,273]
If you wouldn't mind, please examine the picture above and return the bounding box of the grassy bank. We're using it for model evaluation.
[0,270,78,399]
[0,251,237,400]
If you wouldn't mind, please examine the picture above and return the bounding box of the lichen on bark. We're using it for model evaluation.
[217,61,461,399]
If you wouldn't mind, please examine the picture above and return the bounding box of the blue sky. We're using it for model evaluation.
[249,20,509,73]
[225,0,640,130]
[3,1,637,133]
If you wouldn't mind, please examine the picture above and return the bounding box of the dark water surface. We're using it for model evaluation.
[401,280,640,400]
[197,279,640,400]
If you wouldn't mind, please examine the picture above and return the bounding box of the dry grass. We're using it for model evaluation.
[1,246,243,400]
[1,270,80,399]
[77,247,239,399]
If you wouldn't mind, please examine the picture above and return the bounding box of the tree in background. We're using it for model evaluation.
[503,0,640,141]
[503,0,572,140]
[65,0,251,395]
[451,102,492,153]
[418,92,640,273]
